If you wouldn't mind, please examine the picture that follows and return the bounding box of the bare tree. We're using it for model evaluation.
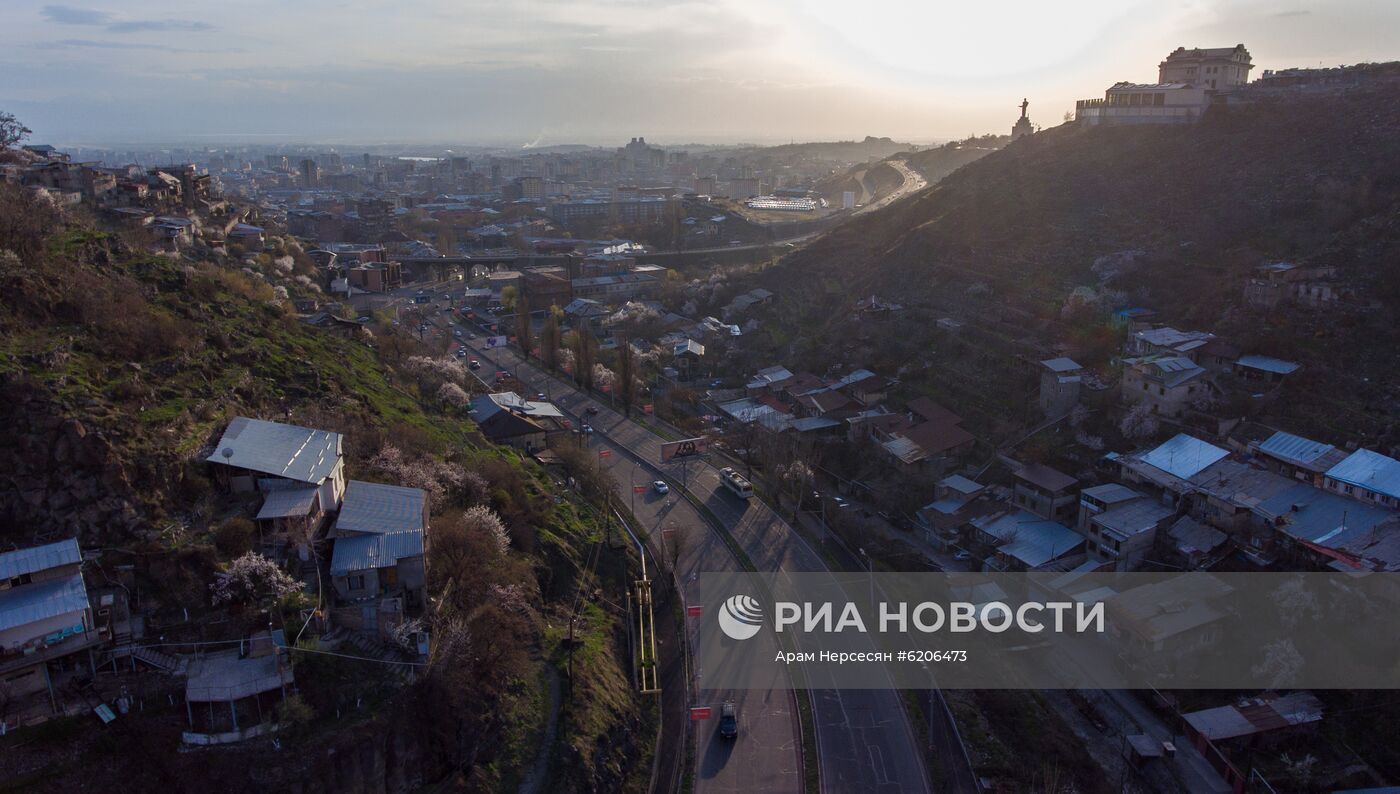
[540,308,560,371]
[515,292,533,361]
[0,111,30,150]
[616,335,637,416]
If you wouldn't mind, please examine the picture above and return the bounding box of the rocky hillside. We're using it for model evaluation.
[753,80,1400,444]
[0,186,651,793]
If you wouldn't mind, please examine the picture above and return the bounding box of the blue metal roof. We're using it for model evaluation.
[972,511,1083,568]
[256,485,321,520]
[207,417,342,485]
[0,538,80,581]
[1257,431,1334,468]
[331,530,424,575]
[1326,449,1400,502]
[0,573,89,633]
[334,480,427,535]
[1141,434,1228,480]
[1235,355,1300,375]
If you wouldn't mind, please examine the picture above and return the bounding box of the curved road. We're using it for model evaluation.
[460,336,938,794]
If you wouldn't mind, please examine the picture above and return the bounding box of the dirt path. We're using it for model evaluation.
[518,667,563,794]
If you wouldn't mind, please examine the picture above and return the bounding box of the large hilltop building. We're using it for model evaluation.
[1076,44,1253,126]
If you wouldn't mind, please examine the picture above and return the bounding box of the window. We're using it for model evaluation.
[349,574,366,590]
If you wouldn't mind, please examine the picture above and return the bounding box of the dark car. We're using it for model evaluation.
[718,701,737,739]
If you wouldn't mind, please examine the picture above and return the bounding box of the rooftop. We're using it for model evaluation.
[1040,357,1083,373]
[1139,434,1229,480]
[1235,355,1300,376]
[256,484,320,520]
[973,511,1083,568]
[1256,430,1337,469]
[0,538,80,581]
[335,481,427,536]
[185,649,294,703]
[206,417,342,485]
[1326,449,1400,502]
[330,530,424,575]
[0,573,89,633]
[1015,463,1078,493]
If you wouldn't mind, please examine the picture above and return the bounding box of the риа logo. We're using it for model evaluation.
[718,594,764,640]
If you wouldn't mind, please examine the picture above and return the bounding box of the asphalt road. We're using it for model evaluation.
[458,334,937,794]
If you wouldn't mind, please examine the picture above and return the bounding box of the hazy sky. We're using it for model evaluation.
[2,0,1398,147]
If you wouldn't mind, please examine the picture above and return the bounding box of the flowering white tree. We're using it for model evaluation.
[436,381,470,409]
[1119,402,1160,440]
[210,552,301,606]
[592,363,616,392]
[463,504,510,555]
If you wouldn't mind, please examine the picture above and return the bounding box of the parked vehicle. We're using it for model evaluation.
[652,480,669,495]
[468,360,481,370]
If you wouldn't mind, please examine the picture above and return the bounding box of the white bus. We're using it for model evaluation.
[719,467,753,499]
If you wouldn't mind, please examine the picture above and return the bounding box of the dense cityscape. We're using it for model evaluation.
[4,3,1400,793]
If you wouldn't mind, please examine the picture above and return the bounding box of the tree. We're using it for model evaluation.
[540,309,560,371]
[500,284,519,311]
[515,292,533,360]
[0,112,30,150]
[616,335,637,416]
[572,320,596,390]
[1119,402,1159,440]
[209,552,302,607]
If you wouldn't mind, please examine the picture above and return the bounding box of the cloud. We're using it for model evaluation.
[41,4,110,25]
[1272,9,1311,18]
[46,38,238,54]
[41,4,214,33]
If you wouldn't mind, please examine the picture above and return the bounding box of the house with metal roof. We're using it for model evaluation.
[1012,463,1080,524]
[1122,355,1209,418]
[333,481,429,538]
[1085,498,1177,570]
[330,530,426,608]
[1251,430,1346,483]
[1077,483,1143,533]
[1233,354,1300,386]
[1039,357,1083,418]
[1324,449,1400,509]
[206,417,346,509]
[0,539,99,711]
[971,511,1085,571]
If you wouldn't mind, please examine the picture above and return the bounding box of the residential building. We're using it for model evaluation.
[330,530,426,608]
[1324,449,1400,509]
[0,540,99,714]
[1250,430,1346,485]
[1039,357,1083,418]
[332,481,429,539]
[969,510,1084,572]
[470,392,566,452]
[1077,483,1143,533]
[1084,497,1176,570]
[1122,355,1208,418]
[206,417,346,509]
[1012,463,1079,523]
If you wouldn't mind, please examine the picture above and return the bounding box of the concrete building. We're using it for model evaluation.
[1158,44,1253,90]
[300,158,318,188]
[1039,357,1083,418]
[0,540,98,714]
[1012,463,1079,524]
[1122,356,1208,418]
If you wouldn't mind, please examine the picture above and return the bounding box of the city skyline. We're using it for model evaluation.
[3,0,1400,146]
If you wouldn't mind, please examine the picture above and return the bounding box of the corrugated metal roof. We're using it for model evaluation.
[1257,431,1334,468]
[207,417,342,485]
[0,538,80,581]
[335,481,427,535]
[330,529,424,574]
[973,511,1083,568]
[1141,434,1228,480]
[1236,355,1300,375]
[0,573,89,633]
[1040,357,1082,373]
[256,485,321,520]
[1081,483,1142,504]
[1326,449,1400,502]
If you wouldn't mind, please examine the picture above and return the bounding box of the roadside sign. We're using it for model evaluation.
[661,437,710,463]
[686,605,704,618]
[689,706,712,721]
[633,485,647,494]
[598,449,612,458]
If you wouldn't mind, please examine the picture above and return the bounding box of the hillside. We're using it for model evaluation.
[0,186,651,792]
[751,82,1400,445]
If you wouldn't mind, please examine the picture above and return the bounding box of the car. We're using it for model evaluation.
[584,406,599,416]
[536,392,547,401]
[468,360,481,370]
[831,496,851,509]
[454,329,462,337]
[709,379,724,388]
[652,480,669,495]
[718,701,737,739]
[455,349,467,358]
[953,551,973,562]
[581,423,593,434]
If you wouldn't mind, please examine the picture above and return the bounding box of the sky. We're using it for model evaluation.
[2,0,1398,147]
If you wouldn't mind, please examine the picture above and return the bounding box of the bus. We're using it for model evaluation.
[719,467,753,500]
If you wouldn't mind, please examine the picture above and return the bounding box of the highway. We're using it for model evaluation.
[455,331,941,794]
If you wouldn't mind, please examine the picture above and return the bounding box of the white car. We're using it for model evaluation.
[454,329,462,337]
[652,481,669,495]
